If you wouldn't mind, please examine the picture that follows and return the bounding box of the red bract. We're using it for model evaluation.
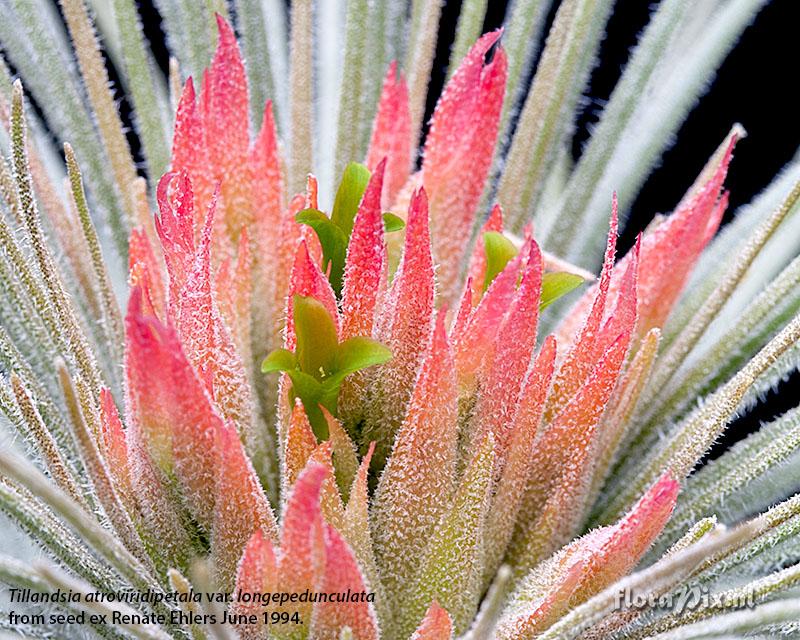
[366,63,412,208]
[233,464,379,638]
[496,474,679,639]
[419,30,508,301]
[340,160,388,341]
[411,602,453,640]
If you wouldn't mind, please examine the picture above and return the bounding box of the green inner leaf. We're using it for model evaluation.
[296,208,349,294]
[296,163,374,297]
[382,212,406,232]
[334,337,392,378]
[261,295,392,440]
[260,348,297,374]
[331,162,371,239]
[483,231,519,292]
[285,369,331,439]
[293,295,339,378]
[540,272,585,310]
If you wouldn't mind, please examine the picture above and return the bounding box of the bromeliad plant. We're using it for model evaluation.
[2,1,800,639]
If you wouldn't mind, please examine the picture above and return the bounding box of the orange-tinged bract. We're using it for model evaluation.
[366,63,412,209]
[410,602,454,640]
[496,474,680,639]
[4,6,796,640]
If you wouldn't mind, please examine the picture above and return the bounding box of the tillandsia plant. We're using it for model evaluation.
[2,0,800,639]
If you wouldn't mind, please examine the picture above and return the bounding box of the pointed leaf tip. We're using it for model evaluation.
[411,601,453,640]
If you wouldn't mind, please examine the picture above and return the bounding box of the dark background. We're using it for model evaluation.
[45,0,800,457]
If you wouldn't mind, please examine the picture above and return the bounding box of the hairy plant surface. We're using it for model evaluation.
[1,1,800,639]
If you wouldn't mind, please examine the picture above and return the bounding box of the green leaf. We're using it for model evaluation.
[296,166,400,297]
[260,348,297,373]
[540,272,584,310]
[331,162,371,239]
[296,208,349,294]
[295,208,332,226]
[293,295,339,378]
[335,337,393,376]
[285,369,330,440]
[483,231,519,292]
[402,433,495,636]
[321,338,393,400]
[260,297,392,441]
[382,212,406,233]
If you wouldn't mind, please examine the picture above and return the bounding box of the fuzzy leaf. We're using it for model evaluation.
[470,238,543,463]
[128,228,165,320]
[549,204,620,417]
[373,311,458,623]
[366,62,412,207]
[163,179,254,443]
[340,160,388,339]
[232,530,278,637]
[484,336,557,580]
[312,525,380,640]
[511,330,632,574]
[497,474,679,639]
[306,442,346,527]
[212,421,277,591]
[326,410,360,501]
[403,433,495,637]
[277,464,327,632]
[453,247,524,392]
[283,400,318,490]
[422,30,508,300]
[125,288,213,499]
[358,188,435,464]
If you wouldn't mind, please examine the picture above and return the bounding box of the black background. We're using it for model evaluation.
[44,0,800,458]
